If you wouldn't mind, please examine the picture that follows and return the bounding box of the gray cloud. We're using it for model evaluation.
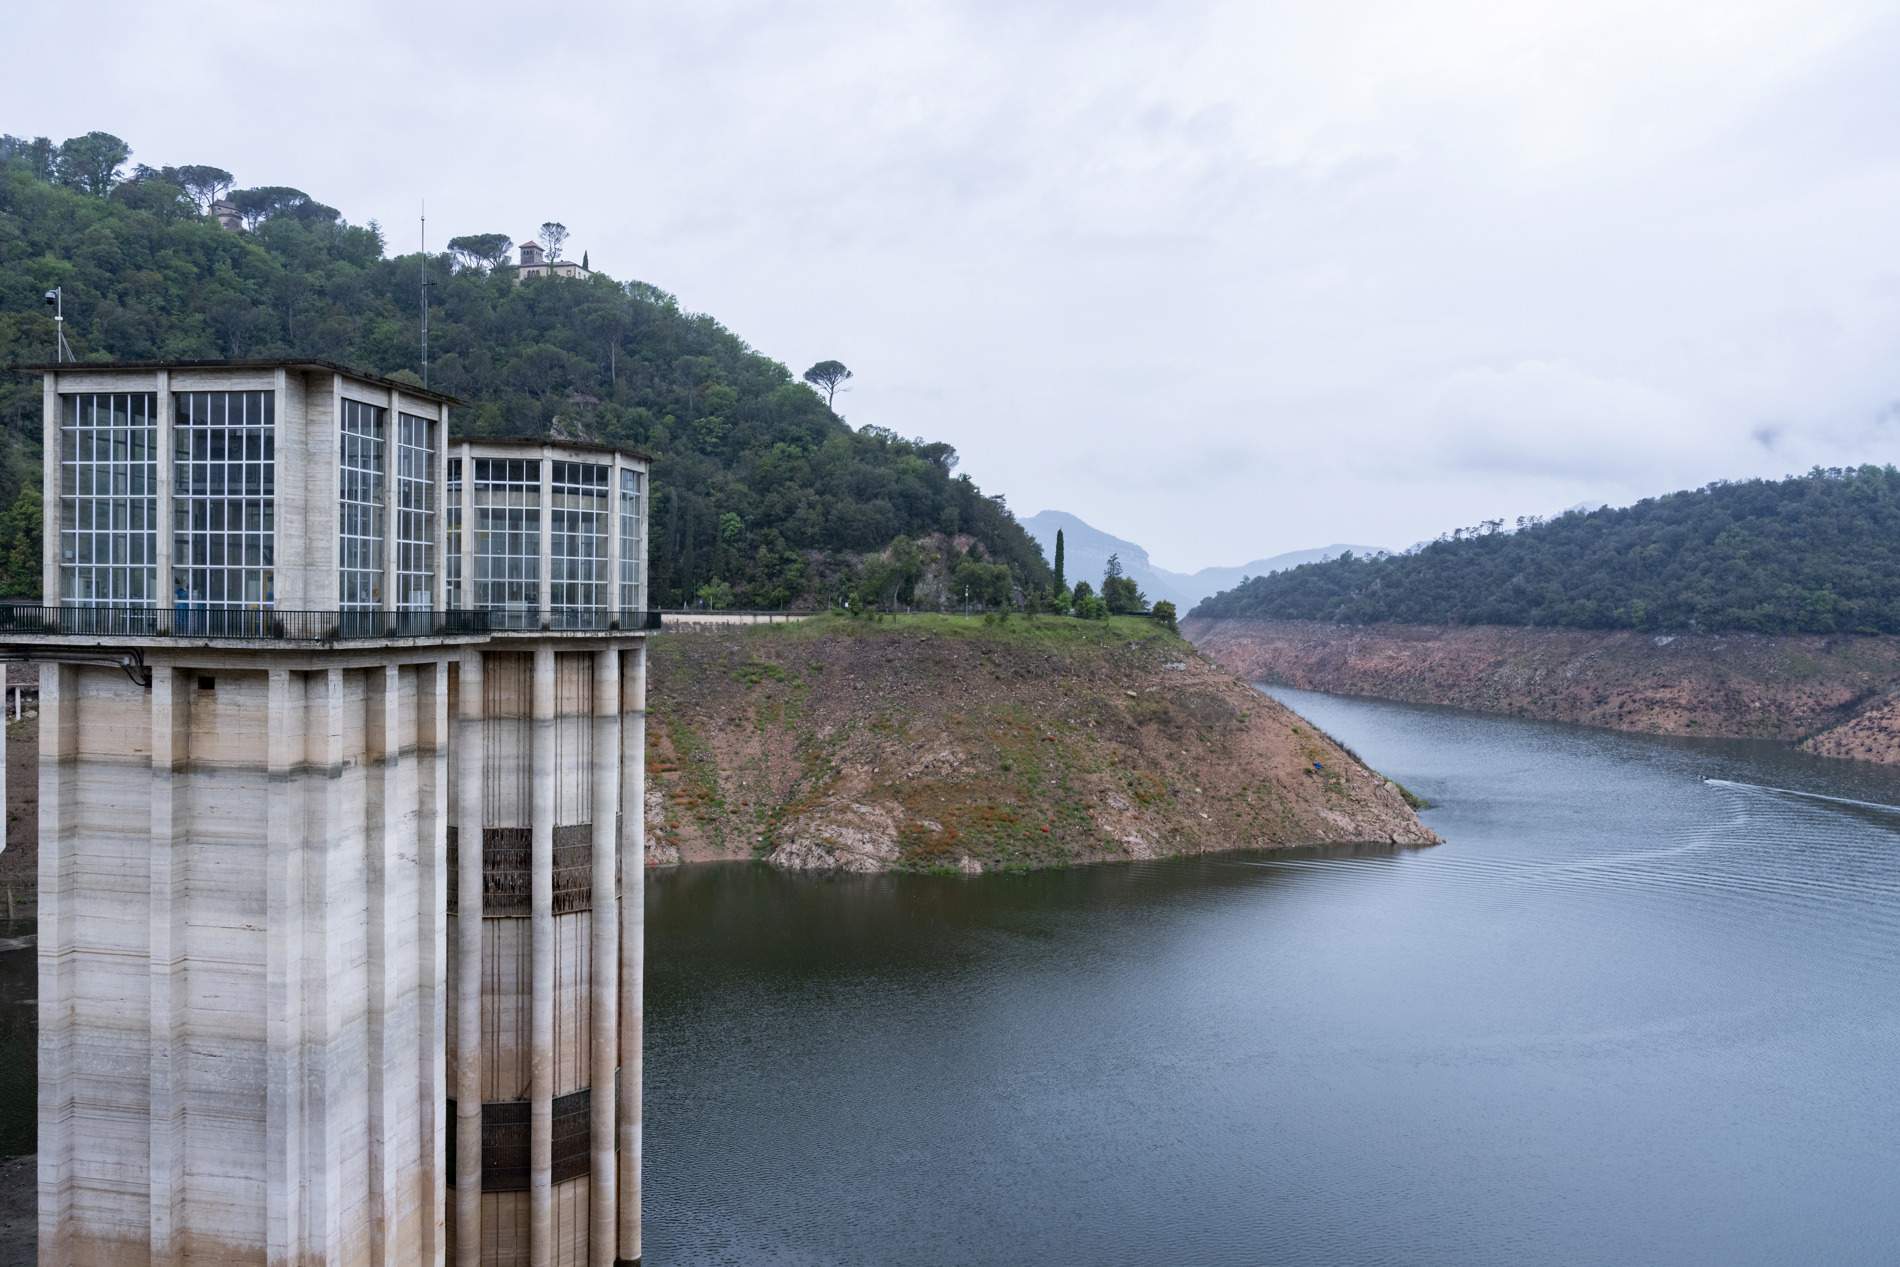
[4,0,1899,569]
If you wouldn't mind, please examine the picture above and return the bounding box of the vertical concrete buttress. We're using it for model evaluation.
[530,645,557,1264]
[152,666,191,1265]
[455,651,485,1266]
[368,665,402,1267]
[590,649,621,1267]
[617,642,647,1265]
[422,660,451,1267]
[264,668,303,1267]
[308,668,346,1256]
[37,663,76,1267]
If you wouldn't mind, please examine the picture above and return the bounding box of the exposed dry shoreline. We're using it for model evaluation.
[0,622,1439,889]
[644,614,1436,872]
[1183,616,1900,764]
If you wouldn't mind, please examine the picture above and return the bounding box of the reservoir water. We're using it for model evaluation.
[645,688,1900,1265]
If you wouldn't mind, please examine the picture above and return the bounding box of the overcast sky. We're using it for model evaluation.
[6,1,1899,570]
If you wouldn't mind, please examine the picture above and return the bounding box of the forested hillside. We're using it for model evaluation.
[0,130,1050,605]
[1194,467,1900,635]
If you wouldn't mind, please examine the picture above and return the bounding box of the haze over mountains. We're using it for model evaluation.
[1021,510,1380,611]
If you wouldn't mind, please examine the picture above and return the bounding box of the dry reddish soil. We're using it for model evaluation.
[644,615,1435,873]
[1184,617,1900,765]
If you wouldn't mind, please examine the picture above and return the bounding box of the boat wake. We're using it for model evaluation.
[1703,778,1900,816]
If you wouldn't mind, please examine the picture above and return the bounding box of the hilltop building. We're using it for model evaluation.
[516,240,592,283]
[209,198,242,231]
[6,360,652,1267]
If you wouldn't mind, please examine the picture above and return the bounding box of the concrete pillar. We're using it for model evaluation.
[590,649,621,1266]
[530,645,556,1264]
[454,651,484,1267]
[617,641,647,1264]
[420,660,450,1266]
[368,665,401,1267]
[262,668,305,1267]
[37,662,76,1262]
[305,668,346,1256]
[152,668,190,1261]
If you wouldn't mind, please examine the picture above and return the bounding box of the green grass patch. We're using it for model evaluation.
[732,659,789,687]
[661,719,727,837]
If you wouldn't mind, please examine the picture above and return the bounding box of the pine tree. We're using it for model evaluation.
[581,250,589,271]
[1053,528,1065,591]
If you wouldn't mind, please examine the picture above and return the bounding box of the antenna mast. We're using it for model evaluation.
[420,202,430,388]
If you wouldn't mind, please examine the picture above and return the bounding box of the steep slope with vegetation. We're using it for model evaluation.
[1194,467,1900,635]
[642,614,1437,872]
[0,130,1048,606]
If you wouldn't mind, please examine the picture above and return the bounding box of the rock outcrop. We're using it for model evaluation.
[644,615,1437,871]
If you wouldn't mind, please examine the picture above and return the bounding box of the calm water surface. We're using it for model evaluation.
[650,689,1900,1265]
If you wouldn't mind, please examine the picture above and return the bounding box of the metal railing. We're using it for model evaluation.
[450,606,661,633]
[0,605,492,642]
[0,604,662,642]
[652,608,808,628]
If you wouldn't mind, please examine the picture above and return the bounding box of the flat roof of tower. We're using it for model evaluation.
[14,359,463,406]
[454,435,655,464]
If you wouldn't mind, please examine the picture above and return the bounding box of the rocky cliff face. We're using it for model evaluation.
[643,615,1437,872]
[1183,616,1900,765]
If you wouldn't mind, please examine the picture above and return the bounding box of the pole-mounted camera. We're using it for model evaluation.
[45,287,73,361]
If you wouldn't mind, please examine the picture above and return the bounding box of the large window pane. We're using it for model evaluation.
[395,414,436,609]
[60,392,157,609]
[550,459,608,627]
[338,398,386,612]
[173,390,274,612]
[447,457,463,608]
[473,457,541,628]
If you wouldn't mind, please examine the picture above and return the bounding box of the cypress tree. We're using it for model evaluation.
[1054,528,1066,590]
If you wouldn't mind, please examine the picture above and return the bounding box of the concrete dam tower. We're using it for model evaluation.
[6,361,652,1267]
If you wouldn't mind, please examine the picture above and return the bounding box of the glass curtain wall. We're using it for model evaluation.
[473,457,541,629]
[550,459,608,627]
[394,413,436,629]
[60,392,158,629]
[173,390,274,634]
[447,457,463,610]
[337,398,386,634]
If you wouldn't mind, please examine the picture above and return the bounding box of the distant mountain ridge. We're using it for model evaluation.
[1190,466,1900,635]
[1021,510,1381,610]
